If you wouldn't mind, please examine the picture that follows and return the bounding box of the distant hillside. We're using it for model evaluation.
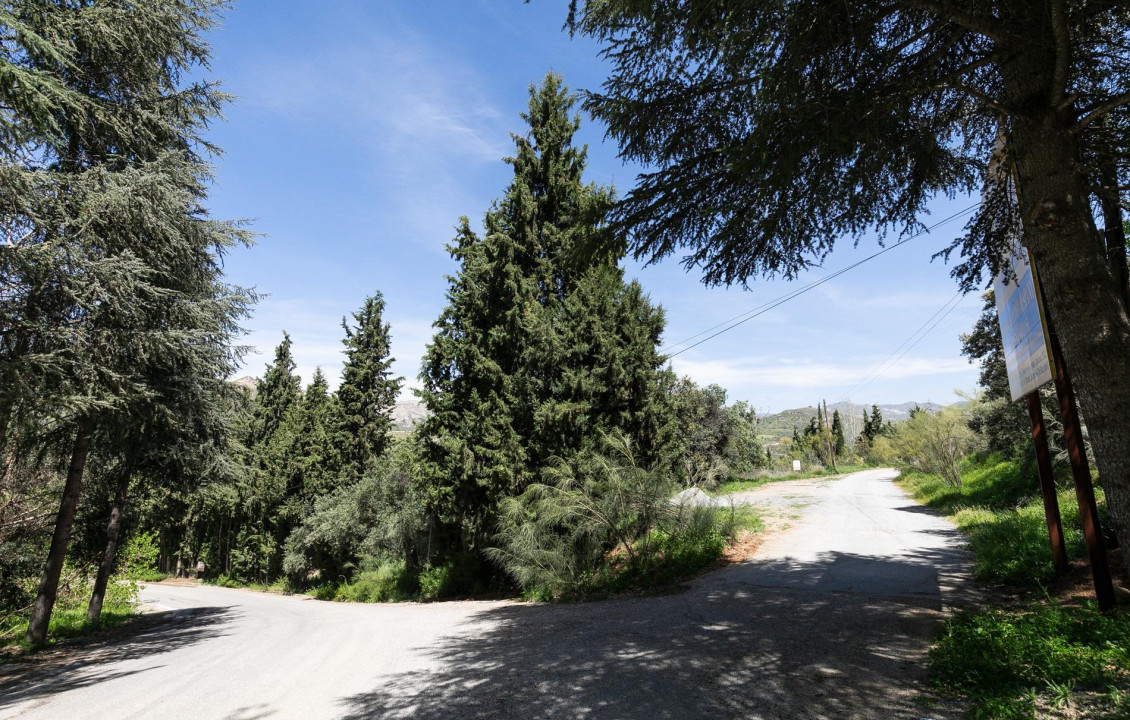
[391,400,428,432]
[232,376,257,396]
[756,401,946,442]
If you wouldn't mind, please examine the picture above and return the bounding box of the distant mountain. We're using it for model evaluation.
[391,401,428,432]
[755,401,947,442]
[232,376,257,396]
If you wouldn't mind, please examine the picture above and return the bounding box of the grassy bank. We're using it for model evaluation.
[899,454,1097,589]
[1,581,139,655]
[900,453,1129,718]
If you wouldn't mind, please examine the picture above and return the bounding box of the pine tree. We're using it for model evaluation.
[253,334,302,445]
[831,409,846,457]
[2,1,253,643]
[870,405,885,440]
[291,369,341,502]
[238,334,302,581]
[337,292,401,480]
[418,74,670,549]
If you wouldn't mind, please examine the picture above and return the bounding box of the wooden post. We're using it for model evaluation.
[1049,332,1116,611]
[1025,393,1069,574]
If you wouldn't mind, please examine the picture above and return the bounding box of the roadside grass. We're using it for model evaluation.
[556,504,764,601]
[207,575,294,594]
[930,601,1130,720]
[716,463,871,495]
[900,453,1128,718]
[898,454,1095,589]
[1,578,139,656]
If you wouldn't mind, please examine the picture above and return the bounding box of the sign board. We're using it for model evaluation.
[791,460,801,472]
[993,241,1054,401]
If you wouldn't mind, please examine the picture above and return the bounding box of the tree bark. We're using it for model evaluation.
[1098,158,1130,313]
[26,418,94,645]
[86,465,133,623]
[1010,110,1130,577]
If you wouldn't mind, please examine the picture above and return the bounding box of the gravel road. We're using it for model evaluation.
[0,468,973,719]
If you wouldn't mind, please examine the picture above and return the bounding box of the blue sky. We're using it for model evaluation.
[202,0,984,413]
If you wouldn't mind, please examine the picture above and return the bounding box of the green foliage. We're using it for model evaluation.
[418,74,670,549]
[118,531,162,581]
[930,603,1130,719]
[662,379,764,487]
[891,406,979,487]
[283,439,427,585]
[900,455,1093,589]
[332,561,418,604]
[489,432,748,599]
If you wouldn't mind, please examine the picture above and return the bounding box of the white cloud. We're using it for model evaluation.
[237,21,510,247]
[671,355,973,391]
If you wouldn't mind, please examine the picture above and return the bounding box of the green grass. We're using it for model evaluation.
[900,453,1127,718]
[898,454,1097,589]
[931,602,1130,719]
[716,463,870,495]
[1,581,139,655]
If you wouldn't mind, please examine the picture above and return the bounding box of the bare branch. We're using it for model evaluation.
[935,81,1015,115]
[1075,91,1130,132]
[898,0,1004,41]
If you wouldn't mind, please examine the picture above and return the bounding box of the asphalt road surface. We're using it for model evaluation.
[0,468,973,720]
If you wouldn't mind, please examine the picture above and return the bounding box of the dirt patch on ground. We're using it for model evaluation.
[720,531,766,564]
[1045,548,1130,607]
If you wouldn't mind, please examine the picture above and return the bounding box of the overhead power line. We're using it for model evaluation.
[836,290,967,404]
[661,203,981,358]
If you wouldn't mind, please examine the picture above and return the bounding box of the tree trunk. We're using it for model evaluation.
[1010,111,1130,577]
[26,418,94,645]
[1098,159,1130,314]
[87,465,133,623]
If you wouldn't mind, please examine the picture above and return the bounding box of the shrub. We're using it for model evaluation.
[333,561,417,603]
[119,531,163,581]
[892,406,979,486]
[418,553,491,600]
[490,432,753,599]
[283,440,428,586]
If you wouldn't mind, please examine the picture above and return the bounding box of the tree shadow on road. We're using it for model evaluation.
[0,606,235,709]
[337,550,969,720]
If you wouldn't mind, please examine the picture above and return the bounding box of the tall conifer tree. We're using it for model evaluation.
[0,1,253,643]
[337,292,400,480]
[418,74,669,548]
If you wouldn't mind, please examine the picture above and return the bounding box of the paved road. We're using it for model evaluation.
[0,469,972,719]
